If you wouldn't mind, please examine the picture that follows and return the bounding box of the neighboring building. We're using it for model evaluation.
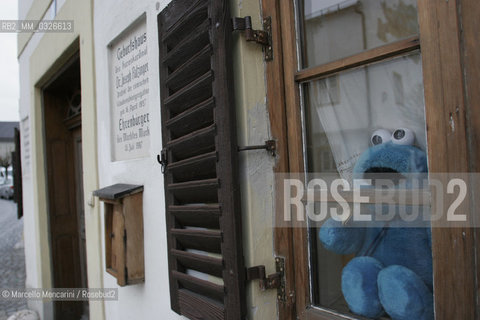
[17,0,480,320]
[0,121,19,161]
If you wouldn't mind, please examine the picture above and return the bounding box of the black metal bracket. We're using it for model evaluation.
[246,257,285,301]
[232,16,273,61]
[238,140,276,156]
[156,149,168,173]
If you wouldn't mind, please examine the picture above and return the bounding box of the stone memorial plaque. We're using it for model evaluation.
[109,20,150,161]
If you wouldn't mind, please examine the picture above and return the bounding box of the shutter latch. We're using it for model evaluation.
[232,16,273,61]
[156,148,168,173]
[246,257,285,301]
[238,139,276,156]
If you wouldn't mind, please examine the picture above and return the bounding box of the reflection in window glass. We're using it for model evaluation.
[299,0,419,68]
[304,52,429,314]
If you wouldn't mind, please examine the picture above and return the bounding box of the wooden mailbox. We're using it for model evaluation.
[94,184,145,286]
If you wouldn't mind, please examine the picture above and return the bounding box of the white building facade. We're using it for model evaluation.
[18,0,480,319]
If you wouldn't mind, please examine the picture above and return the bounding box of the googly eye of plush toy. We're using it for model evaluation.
[371,129,392,145]
[391,128,415,145]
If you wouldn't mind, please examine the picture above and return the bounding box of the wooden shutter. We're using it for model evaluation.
[13,127,23,219]
[157,0,246,319]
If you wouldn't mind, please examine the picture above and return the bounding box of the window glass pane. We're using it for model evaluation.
[299,0,419,68]
[304,52,432,316]
[305,52,426,180]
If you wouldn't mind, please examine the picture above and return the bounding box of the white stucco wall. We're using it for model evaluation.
[230,1,277,319]
[94,0,182,319]
[18,0,34,20]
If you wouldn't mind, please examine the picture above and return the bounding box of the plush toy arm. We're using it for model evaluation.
[319,218,366,255]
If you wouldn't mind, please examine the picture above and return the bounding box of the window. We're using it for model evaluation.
[301,1,429,317]
[262,0,479,319]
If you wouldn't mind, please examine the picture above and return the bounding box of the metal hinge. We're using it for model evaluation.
[246,257,285,301]
[156,148,168,173]
[232,16,273,61]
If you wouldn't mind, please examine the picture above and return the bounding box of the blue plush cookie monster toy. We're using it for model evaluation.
[319,128,433,320]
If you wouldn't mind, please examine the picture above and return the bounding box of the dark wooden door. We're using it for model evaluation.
[43,90,86,320]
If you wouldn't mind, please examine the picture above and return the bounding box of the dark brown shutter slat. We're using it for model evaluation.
[162,0,201,30]
[168,177,219,190]
[163,20,210,70]
[178,289,224,320]
[163,0,209,45]
[166,97,215,138]
[166,45,212,93]
[158,0,245,318]
[172,249,223,277]
[168,178,219,203]
[167,124,216,160]
[169,205,221,229]
[168,151,217,182]
[171,228,222,253]
[164,71,213,114]
[172,271,224,301]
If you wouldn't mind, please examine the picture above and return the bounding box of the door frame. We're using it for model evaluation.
[41,53,88,319]
[27,12,104,317]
